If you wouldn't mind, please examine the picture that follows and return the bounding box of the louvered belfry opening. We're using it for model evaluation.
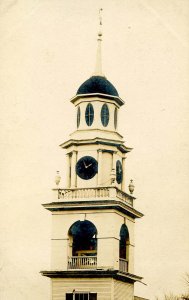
[119,224,130,273]
[67,220,97,270]
[69,220,97,256]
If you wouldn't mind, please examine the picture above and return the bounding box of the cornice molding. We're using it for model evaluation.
[42,199,143,219]
[40,269,143,284]
[60,137,132,153]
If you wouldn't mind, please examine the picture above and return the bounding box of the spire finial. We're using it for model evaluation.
[99,8,103,26]
[94,8,104,76]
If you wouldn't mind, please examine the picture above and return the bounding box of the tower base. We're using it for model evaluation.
[41,270,142,300]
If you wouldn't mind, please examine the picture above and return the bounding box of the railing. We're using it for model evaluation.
[116,189,133,206]
[119,258,128,273]
[56,187,133,207]
[67,256,128,273]
[68,256,97,270]
[59,187,109,199]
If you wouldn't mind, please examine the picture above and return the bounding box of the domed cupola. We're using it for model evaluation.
[70,9,124,107]
[77,75,119,97]
[62,8,130,159]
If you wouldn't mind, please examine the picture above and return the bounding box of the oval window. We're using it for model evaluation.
[77,106,81,128]
[85,103,94,126]
[114,108,118,129]
[116,160,123,184]
[101,104,109,127]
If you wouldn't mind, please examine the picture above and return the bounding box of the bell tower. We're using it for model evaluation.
[41,10,143,300]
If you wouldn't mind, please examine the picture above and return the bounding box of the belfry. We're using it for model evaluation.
[41,11,144,300]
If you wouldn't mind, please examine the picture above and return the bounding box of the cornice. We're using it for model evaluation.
[40,269,143,284]
[70,128,124,139]
[60,137,132,153]
[42,199,143,219]
[70,93,125,107]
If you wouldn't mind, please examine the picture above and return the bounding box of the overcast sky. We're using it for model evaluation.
[0,1,189,299]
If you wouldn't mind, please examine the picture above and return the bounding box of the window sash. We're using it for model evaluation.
[66,293,97,300]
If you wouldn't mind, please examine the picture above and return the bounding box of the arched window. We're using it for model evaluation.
[85,103,94,126]
[101,104,109,127]
[77,106,81,128]
[114,107,118,129]
[119,224,129,260]
[68,220,97,256]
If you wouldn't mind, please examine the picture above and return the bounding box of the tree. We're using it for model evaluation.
[155,273,189,300]
[181,273,189,300]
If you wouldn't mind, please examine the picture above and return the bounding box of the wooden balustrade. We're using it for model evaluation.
[119,258,128,273]
[58,187,110,199]
[68,256,97,270]
[116,189,133,206]
[67,256,128,273]
[56,187,133,206]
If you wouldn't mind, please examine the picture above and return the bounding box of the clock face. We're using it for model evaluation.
[116,160,123,184]
[76,156,98,180]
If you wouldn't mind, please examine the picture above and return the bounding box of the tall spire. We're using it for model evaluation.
[94,8,104,76]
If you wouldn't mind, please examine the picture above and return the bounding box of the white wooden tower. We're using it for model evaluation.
[41,11,143,300]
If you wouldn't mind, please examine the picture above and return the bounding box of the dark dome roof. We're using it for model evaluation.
[77,76,119,97]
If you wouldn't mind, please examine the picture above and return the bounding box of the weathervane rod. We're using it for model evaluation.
[94,8,104,76]
[99,8,103,26]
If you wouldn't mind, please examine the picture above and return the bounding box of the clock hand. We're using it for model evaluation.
[83,161,87,168]
[86,163,92,168]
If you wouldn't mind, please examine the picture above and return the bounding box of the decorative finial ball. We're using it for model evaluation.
[55,171,61,186]
[128,179,135,194]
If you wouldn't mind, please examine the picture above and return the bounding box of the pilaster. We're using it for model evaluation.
[66,154,71,188]
[122,156,126,191]
[97,149,103,186]
[112,151,117,170]
[71,150,77,188]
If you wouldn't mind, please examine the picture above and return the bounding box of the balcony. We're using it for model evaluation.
[67,257,128,273]
[56,186,134,207]
[68,256,97,270]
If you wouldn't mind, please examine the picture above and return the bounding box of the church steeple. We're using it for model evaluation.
[41,11,144,300]
[94,8,104,76]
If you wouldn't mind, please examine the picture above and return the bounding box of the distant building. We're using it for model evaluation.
[41,13,145,300]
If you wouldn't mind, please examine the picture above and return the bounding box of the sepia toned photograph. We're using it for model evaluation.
[0,1,189,299]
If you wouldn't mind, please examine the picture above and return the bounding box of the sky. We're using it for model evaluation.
[0,0,189,299]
